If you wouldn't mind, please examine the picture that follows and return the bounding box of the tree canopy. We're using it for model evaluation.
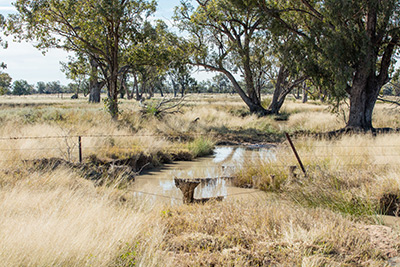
[248,0,400,130]
[4,0,400,129]
[175,0,307,115]
[0,72,12,95]
[8,0,157,119]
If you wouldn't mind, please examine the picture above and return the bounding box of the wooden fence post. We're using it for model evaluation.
[285,133,307,176]
[78,136,82,163]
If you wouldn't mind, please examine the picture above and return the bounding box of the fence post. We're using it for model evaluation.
[285,133,307,176]
[78,136,82,163]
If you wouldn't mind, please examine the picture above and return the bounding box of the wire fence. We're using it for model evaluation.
[1,133,400,202]
[0,133,399,164]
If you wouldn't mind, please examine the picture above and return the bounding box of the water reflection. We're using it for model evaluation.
[132,145,276,204]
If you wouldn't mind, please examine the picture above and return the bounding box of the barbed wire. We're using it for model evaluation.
[130,189,265,201]
[2,144,400,159]
[2,132,400,203]
[0,133,399,147]
[131,190,182,201]
[0,133,204,141]
[1,133,400,167]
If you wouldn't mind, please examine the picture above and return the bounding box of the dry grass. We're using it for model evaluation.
[0,94,400,266]
[162,200,397,266]
[234,133,400,218]
[0,166,168,266]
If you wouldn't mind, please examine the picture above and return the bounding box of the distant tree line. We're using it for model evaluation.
[0,72,79,96]
[0,70,268,96]
[1,0,400,130]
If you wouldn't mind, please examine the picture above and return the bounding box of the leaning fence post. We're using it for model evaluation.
[285,133,307,176]
[78,136,82,163]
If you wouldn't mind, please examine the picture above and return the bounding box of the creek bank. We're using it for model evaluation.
[26,150,194,185]
[292,127,400,139]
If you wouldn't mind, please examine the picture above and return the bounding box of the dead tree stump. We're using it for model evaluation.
[174,178,225,204]
[174,178,201,204]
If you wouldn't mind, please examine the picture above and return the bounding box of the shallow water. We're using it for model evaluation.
[132,146,276,205]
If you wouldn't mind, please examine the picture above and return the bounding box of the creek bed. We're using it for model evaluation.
[132,146,276,205]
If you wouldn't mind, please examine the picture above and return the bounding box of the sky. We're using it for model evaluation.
[0,0,211,85]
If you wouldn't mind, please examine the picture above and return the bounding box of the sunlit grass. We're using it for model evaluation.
[0,94,399,265]
[234,133,400,217]
[0,167,168,266]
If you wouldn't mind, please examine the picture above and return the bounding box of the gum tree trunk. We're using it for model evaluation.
[89,82,101,103]
[345,5,399,131]
[89,58,101,103]
[107,64,119,120]
[268,67,306,114]
[346,72,381,130]
[197,63,269,115]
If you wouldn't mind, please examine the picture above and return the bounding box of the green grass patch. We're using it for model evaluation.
[188,137,215,158]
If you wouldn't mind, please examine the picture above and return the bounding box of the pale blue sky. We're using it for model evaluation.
[0,0,211,85]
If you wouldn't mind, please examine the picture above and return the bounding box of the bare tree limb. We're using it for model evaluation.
[377,97,400,106]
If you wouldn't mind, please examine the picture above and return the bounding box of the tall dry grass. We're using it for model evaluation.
[162,200,396,266]
[0,166,169,266]
[1,94,400,265]
[234,133,400,217]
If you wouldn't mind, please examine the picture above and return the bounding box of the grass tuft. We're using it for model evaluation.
[188,137,215,158]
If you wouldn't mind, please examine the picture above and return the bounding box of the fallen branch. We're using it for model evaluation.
[141,96,187,117]
[377,97,400,107]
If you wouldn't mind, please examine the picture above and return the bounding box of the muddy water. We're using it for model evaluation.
[132,146,276,205]
[380,215,400,228]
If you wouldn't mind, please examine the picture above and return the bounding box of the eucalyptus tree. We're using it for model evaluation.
[8,0,156,119]
[128,20,183,99]
[61,54,91,97]
[254,34,307,114]
[168,64,196,97]
[12,80,33,95]
[211,74,233,93]
[0,72,12,95]
[252,0,400,130]
[175,0,270,114]
[175,0,305,115]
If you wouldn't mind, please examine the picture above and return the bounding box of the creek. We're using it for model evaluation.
[132,145,276,205]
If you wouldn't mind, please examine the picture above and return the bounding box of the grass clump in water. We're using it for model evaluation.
[188,137,214,158]
[233,158,287,192]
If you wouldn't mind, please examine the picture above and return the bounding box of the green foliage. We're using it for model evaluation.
[0,71,12,95]
[174,0,273,113]
[34,81,64,94]
[116,242,139,266]
[8,0,157,119]
[143,102,159,117]
[103,97,121,119]
[61,54,90,95]
[0,14,7,69]
[188,137,214,158]
[36,81,46,94]
[249,0,400,127]
[12,80,32,95]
